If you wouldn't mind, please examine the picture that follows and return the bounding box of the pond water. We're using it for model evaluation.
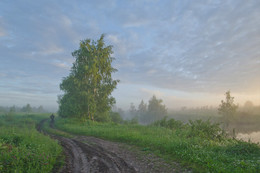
[236,131,260,144]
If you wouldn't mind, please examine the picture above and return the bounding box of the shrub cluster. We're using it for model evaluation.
[151,117,184,129]
[152,118,227,141]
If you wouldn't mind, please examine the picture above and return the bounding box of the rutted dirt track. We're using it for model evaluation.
[37,119,184,173]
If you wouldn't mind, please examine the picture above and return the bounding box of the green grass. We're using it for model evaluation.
[42,119,73,138]
[0,113,63,173]
[54,117,260,173]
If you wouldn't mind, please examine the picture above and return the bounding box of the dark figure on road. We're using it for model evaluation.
[50,114,55,127]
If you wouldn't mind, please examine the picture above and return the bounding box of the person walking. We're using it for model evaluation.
[50,114,55,127]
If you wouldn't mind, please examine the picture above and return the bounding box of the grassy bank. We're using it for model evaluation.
[54,117,260,173]
[0,113,63,173]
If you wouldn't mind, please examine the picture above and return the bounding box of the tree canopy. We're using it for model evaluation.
[21,104,32,113]
[58,34,119,121]
[218,91,238,128]
[127,96,167,124]
[147,95,167,123]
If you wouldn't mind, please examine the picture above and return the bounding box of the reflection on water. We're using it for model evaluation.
[236,131,260,144]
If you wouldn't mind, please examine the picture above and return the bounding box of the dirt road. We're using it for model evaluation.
[37,119,185,173]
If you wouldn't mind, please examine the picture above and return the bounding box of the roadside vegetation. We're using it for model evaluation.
[52,117,260,173]
[0,113,63,173]
[52,35,260,172]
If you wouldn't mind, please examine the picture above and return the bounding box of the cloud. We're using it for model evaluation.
[0,73,6,77]
[0,91,58,109]
[0,27,6,37]
[42,46,64,55]
[51,59,70,69]
[140,88,164,98]
[0,17,7,37]
[109,0,260,94]
[107,34,128,56]
[0,0,259,109]
[31,45,64,56]
[107,34,120,44]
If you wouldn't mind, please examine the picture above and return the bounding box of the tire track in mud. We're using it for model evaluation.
[37,119,136,173]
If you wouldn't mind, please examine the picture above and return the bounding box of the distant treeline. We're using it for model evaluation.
[169,105,260,133]
[113,95,167,124]
[116,98,260,132]
[0,104,48,114]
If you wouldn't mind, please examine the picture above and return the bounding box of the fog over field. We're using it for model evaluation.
[1,1,260,172]
[0,0,259,111]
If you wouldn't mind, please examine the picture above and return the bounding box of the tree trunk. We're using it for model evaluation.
[88,105,90,120]
[91,113,94,121]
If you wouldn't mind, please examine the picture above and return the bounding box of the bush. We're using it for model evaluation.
[187,119,226,140]
[95,112,111,122]
[109,112,123,124]
[225,141,260,156]
[123,116,139,125]
[152,117,184,129]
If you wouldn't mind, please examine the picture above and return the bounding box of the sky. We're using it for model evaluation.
[0,0,260,111]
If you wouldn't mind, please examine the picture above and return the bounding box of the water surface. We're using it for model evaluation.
[236,131,260,144]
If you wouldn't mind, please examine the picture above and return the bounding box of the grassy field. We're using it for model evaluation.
[53,117,260,173]
[0,113,63,173]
